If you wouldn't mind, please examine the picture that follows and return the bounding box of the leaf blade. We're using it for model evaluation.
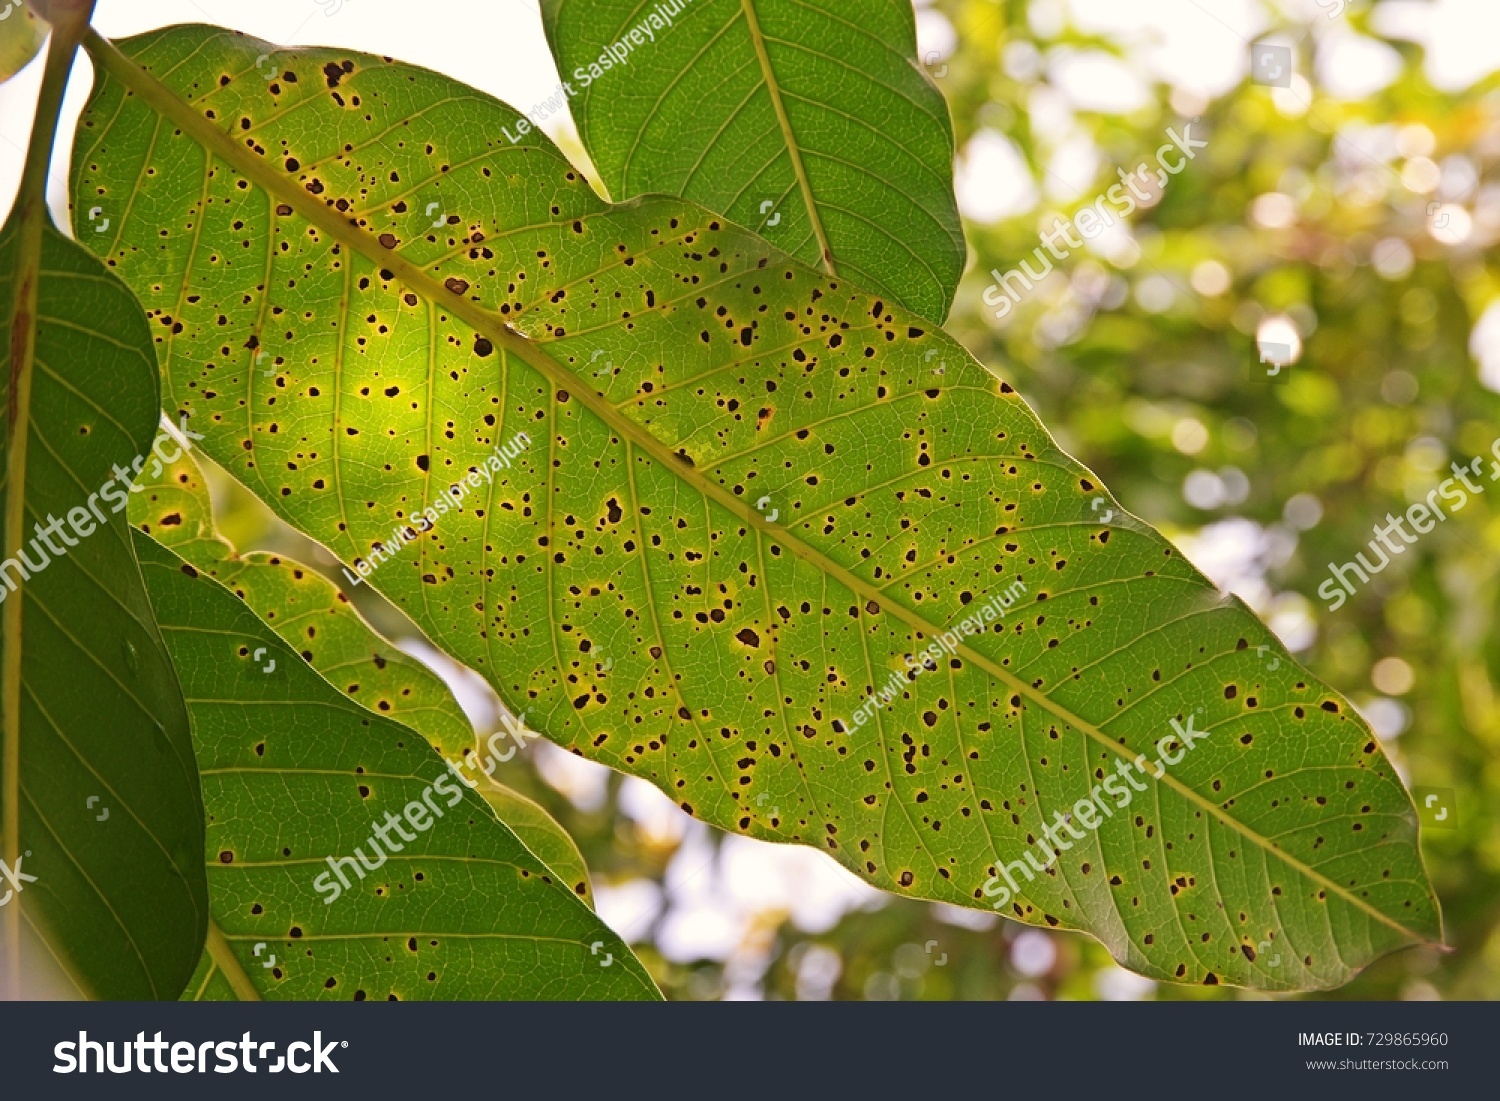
[129,441,594,906]
[75,24,1441,991]
[0,219,206,1000]
[541,0,965,322]
[0,3,44,84]
[133,528,657,1000]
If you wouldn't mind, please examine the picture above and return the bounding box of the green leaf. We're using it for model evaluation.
[74,24,1441,990]
[0,218,208,1000]
[129,441,593,905]
[129,442,476,758]
[541,0,964,323]
[1,16,205,999]
[474,782,594,910]
[132,529,657,1000]
[0,2,45,84]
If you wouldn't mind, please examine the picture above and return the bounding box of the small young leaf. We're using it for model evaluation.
[129,442,476,757]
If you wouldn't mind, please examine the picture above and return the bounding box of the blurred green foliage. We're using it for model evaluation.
[934,0,1498,1001]
[214,0,1499,1000]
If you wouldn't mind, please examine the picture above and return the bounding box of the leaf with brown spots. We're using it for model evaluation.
[74,24,1440,990]
[133,530,653,999]
[130,442,594,907]
[0,1,44,84]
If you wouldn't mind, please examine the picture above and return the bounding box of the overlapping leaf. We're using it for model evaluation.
[73,25,1440,989]
[1,84,205,996]
[130,444,473,752]
[133,530,655,1000]
[541,0,965,322]
[129,441,593,905]
[474,783,594,909]
[0,1,45,84]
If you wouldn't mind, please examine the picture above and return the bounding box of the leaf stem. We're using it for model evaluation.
[2,0,95,1001]
[204,921,262,1001]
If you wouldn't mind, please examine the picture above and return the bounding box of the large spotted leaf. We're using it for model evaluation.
[73,25,1440,990]
[541,0,964,323]
[133,530,654,1000]
[129,441,594,905]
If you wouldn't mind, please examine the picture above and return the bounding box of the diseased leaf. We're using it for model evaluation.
[129,441,593,905]
[133,529,656,1000]
[74,25,1440,990]
[474,782,594,910]
[0,17,204,999]
[129,447,602,911]
[542,0,965,323]
[0,2,45,84]
[129,441,475,757]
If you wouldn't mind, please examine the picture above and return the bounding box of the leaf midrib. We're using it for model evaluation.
[4,10,96,998]
[84,29,1430,947]
[738,0,836,275]
[205,919,262,1000]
